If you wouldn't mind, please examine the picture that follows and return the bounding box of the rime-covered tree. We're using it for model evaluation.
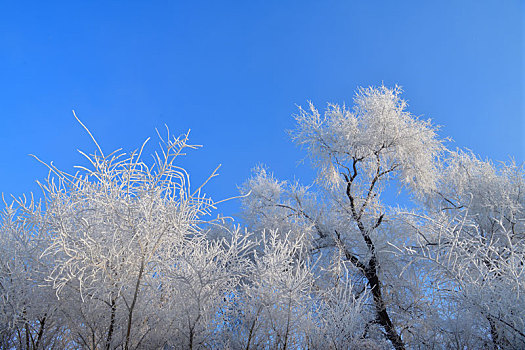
[241,85,524,349]
[0,197,66,349]
[395,150,525,348]
[1,122,254,349]
[1,86,523,349]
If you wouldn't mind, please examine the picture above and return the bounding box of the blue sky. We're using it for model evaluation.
[0,1,523,217]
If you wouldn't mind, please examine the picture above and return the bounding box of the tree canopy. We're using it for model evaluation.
[1,86,523,349]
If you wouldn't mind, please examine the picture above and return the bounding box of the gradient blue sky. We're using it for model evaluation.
[1,1,523,216]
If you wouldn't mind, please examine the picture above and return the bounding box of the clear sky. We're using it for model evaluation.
[1,1,523,217]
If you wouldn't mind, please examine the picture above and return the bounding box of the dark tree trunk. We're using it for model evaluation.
[342,161,406,350]
[365,265,405,350]
[105,298,116,350]
[34,314,46,350]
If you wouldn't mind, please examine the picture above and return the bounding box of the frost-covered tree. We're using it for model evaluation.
[227,230,317,349]
[1,86,523,349]
[1,121,254,350]
[33,127,221,349]
[242,86,444,349]
[241,85,524,349]
[395,150,525,349]
[0,197,66,349]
